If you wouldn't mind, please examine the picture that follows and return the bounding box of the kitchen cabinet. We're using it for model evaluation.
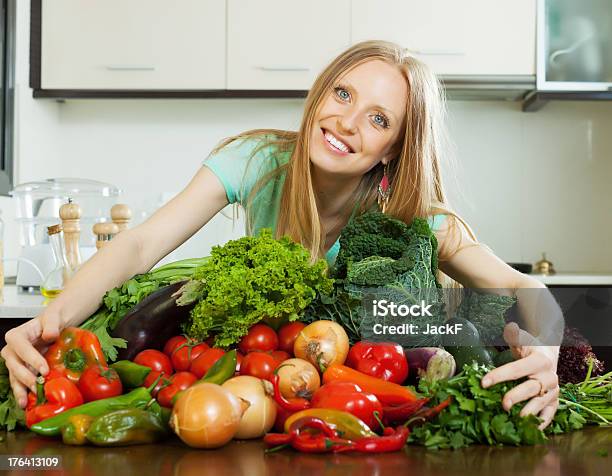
[351,0,536,76]
[38,0,226,90]
[226,0,351,90]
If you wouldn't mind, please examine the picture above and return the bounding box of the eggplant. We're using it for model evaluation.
[111,281,196,361]
[404,347,456,382]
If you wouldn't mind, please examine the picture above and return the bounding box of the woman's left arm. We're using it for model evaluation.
[435,218,563,429]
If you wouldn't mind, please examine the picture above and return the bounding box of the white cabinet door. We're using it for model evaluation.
[352,0,535,76]
[227,0,351,90]
[41,0,226,89]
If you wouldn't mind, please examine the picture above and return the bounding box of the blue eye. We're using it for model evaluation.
[373,113,390,128]
[335,87,350,101]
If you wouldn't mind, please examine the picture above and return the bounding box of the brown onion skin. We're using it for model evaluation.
[170,382,249,449]
[293,321,349,371]
[276,358,321,399]
[222,376,277,439]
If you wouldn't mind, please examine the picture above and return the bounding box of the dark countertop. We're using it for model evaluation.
[1,427,611,476]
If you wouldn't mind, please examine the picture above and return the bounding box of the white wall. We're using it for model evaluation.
[2,1,612,277]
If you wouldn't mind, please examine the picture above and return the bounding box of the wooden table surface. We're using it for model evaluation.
[1,427,611,476]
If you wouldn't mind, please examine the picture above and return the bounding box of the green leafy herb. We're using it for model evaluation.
[177,229,333,347]
[410,362,547,449]
[0,391,25,431]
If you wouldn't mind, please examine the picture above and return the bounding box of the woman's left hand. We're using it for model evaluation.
[481,322,560,430]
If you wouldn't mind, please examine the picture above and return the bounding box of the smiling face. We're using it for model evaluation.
[309,59,408,178]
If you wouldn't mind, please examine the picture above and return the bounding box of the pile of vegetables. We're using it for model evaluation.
[0,218,609,454]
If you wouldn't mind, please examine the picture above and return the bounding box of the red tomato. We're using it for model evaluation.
[189,348,226,378]
[156,371,198,408]
[171,342,209,372]
[142,370,171,397]
[277,322,306,355]
[77,366,123,402]
[269,350,291,364]
[163,336,187,357]
[311,381,383,430]
[238,324,279,354]
[240,352,279,381]
[134,349,173,375]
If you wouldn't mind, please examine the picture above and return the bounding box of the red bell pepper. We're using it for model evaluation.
[25,374,84,428]
[346,342,409,384]
[311,381,383,431]
[44,327,107,383]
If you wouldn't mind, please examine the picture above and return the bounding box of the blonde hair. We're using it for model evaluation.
[210,40,478,279]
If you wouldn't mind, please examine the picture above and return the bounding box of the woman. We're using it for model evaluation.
[1,41,561,428]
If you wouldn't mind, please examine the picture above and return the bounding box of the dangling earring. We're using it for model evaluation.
[377,162,391,213]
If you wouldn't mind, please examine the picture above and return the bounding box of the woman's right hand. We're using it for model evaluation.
[0,309,64,408]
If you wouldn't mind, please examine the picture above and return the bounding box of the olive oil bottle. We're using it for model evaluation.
[41,224,72,298]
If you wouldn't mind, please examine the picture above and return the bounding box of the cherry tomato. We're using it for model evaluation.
[77,366,123,402]
[269,350,291,364]
[189,348,226,378]
[157,371,198,408]
[238,324,279,354]
[240,352,279,381]
[311,381,383,430]
[163,336,187,357]
[277,322,306,355]
[171,342,209,372]
[142,370,170,397]
[134,349,173,375]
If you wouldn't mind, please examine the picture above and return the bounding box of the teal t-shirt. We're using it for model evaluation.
[203,136,447,265]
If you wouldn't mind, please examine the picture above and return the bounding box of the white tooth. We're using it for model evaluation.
[325,132,349,152]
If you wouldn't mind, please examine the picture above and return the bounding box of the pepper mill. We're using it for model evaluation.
[111,204,132,233]
[59,199,83,273]
[93,222,119,249]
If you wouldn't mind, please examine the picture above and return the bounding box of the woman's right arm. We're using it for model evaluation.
[1,167,229,406]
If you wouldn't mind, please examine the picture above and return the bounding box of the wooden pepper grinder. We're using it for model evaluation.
[59,199,82,274]
[111,204,132,233]
[93,222,119,249]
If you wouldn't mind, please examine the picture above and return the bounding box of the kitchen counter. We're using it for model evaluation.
[1,427,610,476]
[531,273,612,286]
[0,285,46,319]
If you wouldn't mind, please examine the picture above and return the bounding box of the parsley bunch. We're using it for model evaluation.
[178,229,333,348]
[411,362,547,449]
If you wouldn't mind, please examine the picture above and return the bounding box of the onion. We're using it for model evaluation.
[276,358,321,399]
[170,382,250,448]
[294,321,349,372]
[222,376,277,439]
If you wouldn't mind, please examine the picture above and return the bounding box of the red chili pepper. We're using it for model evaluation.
[44,327,107,383]
[25,375,84,428]
[263,432,294,446]
[352,426,410,453]
[272,373,310,413]
[288,417,353,453]
[407,396,452,426]
[311,381,383,430]
[382,397,431,425]
[291,433,352,453]
[346,342,409,384]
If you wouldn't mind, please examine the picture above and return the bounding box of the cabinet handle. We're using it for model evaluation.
[105,65,156,71]
[255,65,310,72]
[411,50,465,57]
